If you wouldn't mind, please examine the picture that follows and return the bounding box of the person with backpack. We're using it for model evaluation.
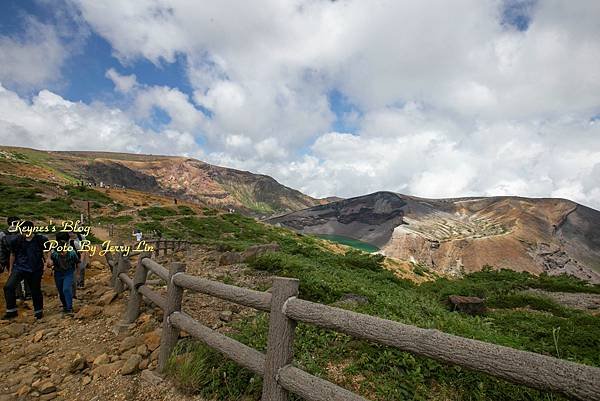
[0,216,19,273]
[1,216,33,302]
[49,232,78,316]
[3,221,49,320]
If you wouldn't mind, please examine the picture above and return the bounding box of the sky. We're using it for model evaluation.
[0,0,599,209]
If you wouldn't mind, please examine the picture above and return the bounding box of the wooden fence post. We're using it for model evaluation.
[154,240,160,258]
[158,261,187,371]
[162,240,168,256]
[261,277,300,401]
[124,252,150,323]
[114,253,130,293]
[108,253,118,287]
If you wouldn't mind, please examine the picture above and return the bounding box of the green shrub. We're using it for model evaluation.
[64,186,112,204]
[138,206,178,220]
[95,215,134,225]
[176,205,196,215]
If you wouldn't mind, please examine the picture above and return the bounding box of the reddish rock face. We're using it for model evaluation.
[270,192,600,283]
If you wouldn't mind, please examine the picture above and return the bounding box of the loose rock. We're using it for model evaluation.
[93,353,110,367]
[69,354,87,373]
[5,323,27,338]
[140,369,163,385]
[120,354,142,375]
[97,291,118,306]
[91,361,122,378]
[448,295,486,315]
[33,330,44,343]
[219,310,233,322]
[38,381,56,394]
[74,305,102,320]
[143,330,161,351]
[119,336,138,353]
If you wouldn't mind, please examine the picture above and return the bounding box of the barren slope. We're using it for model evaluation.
[269,192,600,283]
[0,146,323,215]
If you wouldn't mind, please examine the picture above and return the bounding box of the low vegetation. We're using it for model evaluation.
[164,213,600,401]
[0,177,78,220]
[2,175,598,400]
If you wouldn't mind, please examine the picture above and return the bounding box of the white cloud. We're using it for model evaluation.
[105,68,137,93]
[0,84,202,157]
[134,85,204,132]
[3,1,600,209]
[0,18,68,89]
[207,105,600,209]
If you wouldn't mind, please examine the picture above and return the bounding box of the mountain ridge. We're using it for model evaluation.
[269,191,600,283]
[0,146,326,215]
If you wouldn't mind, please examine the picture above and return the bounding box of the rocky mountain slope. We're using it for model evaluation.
[269,192,600,283]
[0,146,323,215]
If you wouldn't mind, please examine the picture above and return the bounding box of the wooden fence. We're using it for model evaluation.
[144,239,189,258]
[105,252,600,401]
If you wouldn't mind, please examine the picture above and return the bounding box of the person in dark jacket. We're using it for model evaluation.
[0,216,32,301]
[2,221,49,320]
[0,216,19,272]
[49,232,78,316]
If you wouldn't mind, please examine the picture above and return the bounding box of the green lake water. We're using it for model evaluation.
[315,234,380,253]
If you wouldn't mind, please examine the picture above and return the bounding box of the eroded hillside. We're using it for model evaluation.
[0,146,323,216]
[269,192,600,283]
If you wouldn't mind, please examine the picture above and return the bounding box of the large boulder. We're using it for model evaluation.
[219,243,281,265]
[448,295,486,315]
[241,243,281,260]
[218,252,243,266]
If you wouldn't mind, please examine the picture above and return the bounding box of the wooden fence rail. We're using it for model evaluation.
[106,252,600,401]
[143,239,189,258]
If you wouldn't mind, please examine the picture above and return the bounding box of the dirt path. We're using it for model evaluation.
[0,260,207,401]
[523,288,600,312]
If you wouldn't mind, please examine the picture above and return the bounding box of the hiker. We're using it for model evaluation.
[0,216,19,273]
[48,232,78,316]
[3,221,49,320]
[0,217,32,302]
[133,229,142,242]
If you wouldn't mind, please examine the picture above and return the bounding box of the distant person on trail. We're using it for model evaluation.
[49,232,78,316]
[3,221,49,320]
[133,229,143,242]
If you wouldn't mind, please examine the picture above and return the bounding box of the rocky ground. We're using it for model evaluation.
[0,259,207,401]
[0,246,273,401]
[523,288,600,312]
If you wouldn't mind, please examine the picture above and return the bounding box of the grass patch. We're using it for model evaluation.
[95,215,134,225]
[177,205,196,215]
[0,181,79,221]
[138,206,178,220]
[165,215,600,401]
[65,185,112,204]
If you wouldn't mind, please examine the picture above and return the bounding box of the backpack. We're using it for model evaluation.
[51,250,79,272]
[0,231,8,271]
[0,230,17,271]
